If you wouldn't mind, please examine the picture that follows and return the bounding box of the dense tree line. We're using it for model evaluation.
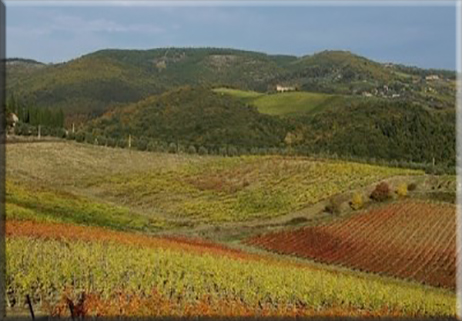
[296,101,455,170]
[6,94,65,128]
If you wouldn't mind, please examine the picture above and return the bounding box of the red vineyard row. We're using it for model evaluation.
[246,201,456,289]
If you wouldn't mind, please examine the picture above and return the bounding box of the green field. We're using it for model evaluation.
[213,87,369,116]
[213,87,264,100]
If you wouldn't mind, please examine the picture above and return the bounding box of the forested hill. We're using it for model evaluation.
[6,48,456,123]
[83,86,455,171]
[86,86,289,149]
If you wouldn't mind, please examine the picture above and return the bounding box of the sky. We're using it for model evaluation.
[4,1,458,70]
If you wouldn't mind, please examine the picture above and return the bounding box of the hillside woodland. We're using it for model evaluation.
[6,48,456,171]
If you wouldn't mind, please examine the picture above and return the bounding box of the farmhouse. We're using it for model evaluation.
[276,85,296,93]
[425,75,439,81]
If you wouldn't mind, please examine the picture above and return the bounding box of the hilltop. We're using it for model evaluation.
[87,86,288,149]
[6,48,456,170]
[80,86,455,170]
[6,48,456,123]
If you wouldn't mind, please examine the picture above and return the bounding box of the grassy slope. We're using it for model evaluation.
[213,88,264,100]
[6,141,200,232]
[6,182,182,232]
[6,141,422,228]
[213,87,370,116]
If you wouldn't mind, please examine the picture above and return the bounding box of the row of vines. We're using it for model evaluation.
[247,201,456,289]
[6,233,455,318]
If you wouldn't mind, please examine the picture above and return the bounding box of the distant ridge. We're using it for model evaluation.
[6,47,456,123]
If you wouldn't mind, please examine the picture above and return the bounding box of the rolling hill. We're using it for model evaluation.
[5,48,456,171]
[81,86,455,170]
[4,47,458,320]
[86,86,289,149]
[6,48,456,123]
[5,140,457,318]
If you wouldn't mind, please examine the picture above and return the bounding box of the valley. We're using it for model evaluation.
[4,47,458,319]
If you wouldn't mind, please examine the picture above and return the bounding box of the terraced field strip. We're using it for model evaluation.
[6,220,456,318]
[5,220,253,260]
[246,201,456,289]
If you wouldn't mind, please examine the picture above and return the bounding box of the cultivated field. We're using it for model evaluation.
[6,220,456,318]
[213,87,368,116]
[5,140,457,318]
[6,141,422,226]
[247,201,456,289]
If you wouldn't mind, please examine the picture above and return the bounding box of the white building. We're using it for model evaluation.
[276,85,296,93]
[425,75,440,81]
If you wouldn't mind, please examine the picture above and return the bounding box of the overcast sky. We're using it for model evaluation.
[5,1,458,70]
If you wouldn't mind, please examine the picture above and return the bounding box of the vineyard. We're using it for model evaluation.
[247,201,456,289]
[6,142,423,225]
[5,220,456,318]
[5,141,456,318]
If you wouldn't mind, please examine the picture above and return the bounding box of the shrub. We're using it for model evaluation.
[84,133,94,144]
[58,128,68,138]
[325,197,342,215]
[227,146,238,157]
[396,183,408,197]
[187,145,197,154]
[75,132,85,143]
[219,147,227,156]
[117,139,128,148]
[198,146,208,155]
[408,182,417,191]
[350,193,364,210]
[178,144,186,154]
[107,138,117,147]
[370,182,390,202]
[168,142,177,153]
[147,141,158,152]
[96,136,107,146]
[239,147,248,155]
[158,143,168,153]
[66,132,75,140]
[40,127,50,137]
[286,217,309,225]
